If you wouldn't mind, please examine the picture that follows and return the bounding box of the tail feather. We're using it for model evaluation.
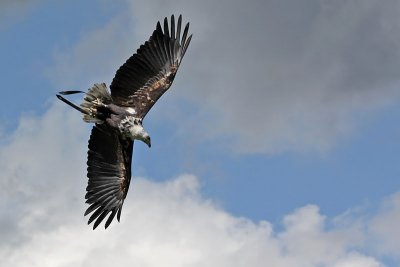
[59,90,85,95]
[56,94,89,115]
[57,83,112,123]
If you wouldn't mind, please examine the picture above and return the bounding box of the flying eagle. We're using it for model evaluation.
[57,15,192,229]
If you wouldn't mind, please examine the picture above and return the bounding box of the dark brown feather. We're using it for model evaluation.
[110,15,192,118]
[85,124,133,229]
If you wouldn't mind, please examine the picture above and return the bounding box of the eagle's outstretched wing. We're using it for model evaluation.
[85,124,133,229]
[110,14,192,119]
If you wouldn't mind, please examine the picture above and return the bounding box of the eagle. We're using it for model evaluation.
[57,15,192,229]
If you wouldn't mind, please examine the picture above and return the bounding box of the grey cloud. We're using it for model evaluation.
[45,13,137,90]
[0,0,34,8]
[129,0,400,153]
[47,0,400,154]
[0,0,41,30]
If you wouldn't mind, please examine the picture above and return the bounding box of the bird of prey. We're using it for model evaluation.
[56,15,192,229]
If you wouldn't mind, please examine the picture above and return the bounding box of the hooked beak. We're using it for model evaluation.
[145,137,151,148]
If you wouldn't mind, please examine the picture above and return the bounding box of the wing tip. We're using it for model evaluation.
[156,21,162,33]
[86,207,117,230]
[158,14,189,39]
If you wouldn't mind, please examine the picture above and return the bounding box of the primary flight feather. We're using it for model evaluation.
[57,15,192,229]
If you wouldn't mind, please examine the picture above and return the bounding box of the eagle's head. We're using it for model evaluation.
[127,123,151,148]
[119,116,151,148]
[140,132,151,148]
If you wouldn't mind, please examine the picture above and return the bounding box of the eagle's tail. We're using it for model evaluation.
[57,83,112,123]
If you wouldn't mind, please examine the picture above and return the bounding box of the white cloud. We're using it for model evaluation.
[46,0,400,154]
[0,102,399,266]
[370,192,400,257]
[0,102,87,246]
[332,253,384,267]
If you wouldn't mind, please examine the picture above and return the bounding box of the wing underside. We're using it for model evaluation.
[85,124,133,229]
[110,14,192,118]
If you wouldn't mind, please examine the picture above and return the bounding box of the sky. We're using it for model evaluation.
[1,0,400,266]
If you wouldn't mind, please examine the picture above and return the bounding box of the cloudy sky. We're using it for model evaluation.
[1,0,400,266]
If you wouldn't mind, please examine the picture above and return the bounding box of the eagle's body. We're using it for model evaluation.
[57,15,192,229]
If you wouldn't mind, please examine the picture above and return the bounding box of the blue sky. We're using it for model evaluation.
[1,1,400,266]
